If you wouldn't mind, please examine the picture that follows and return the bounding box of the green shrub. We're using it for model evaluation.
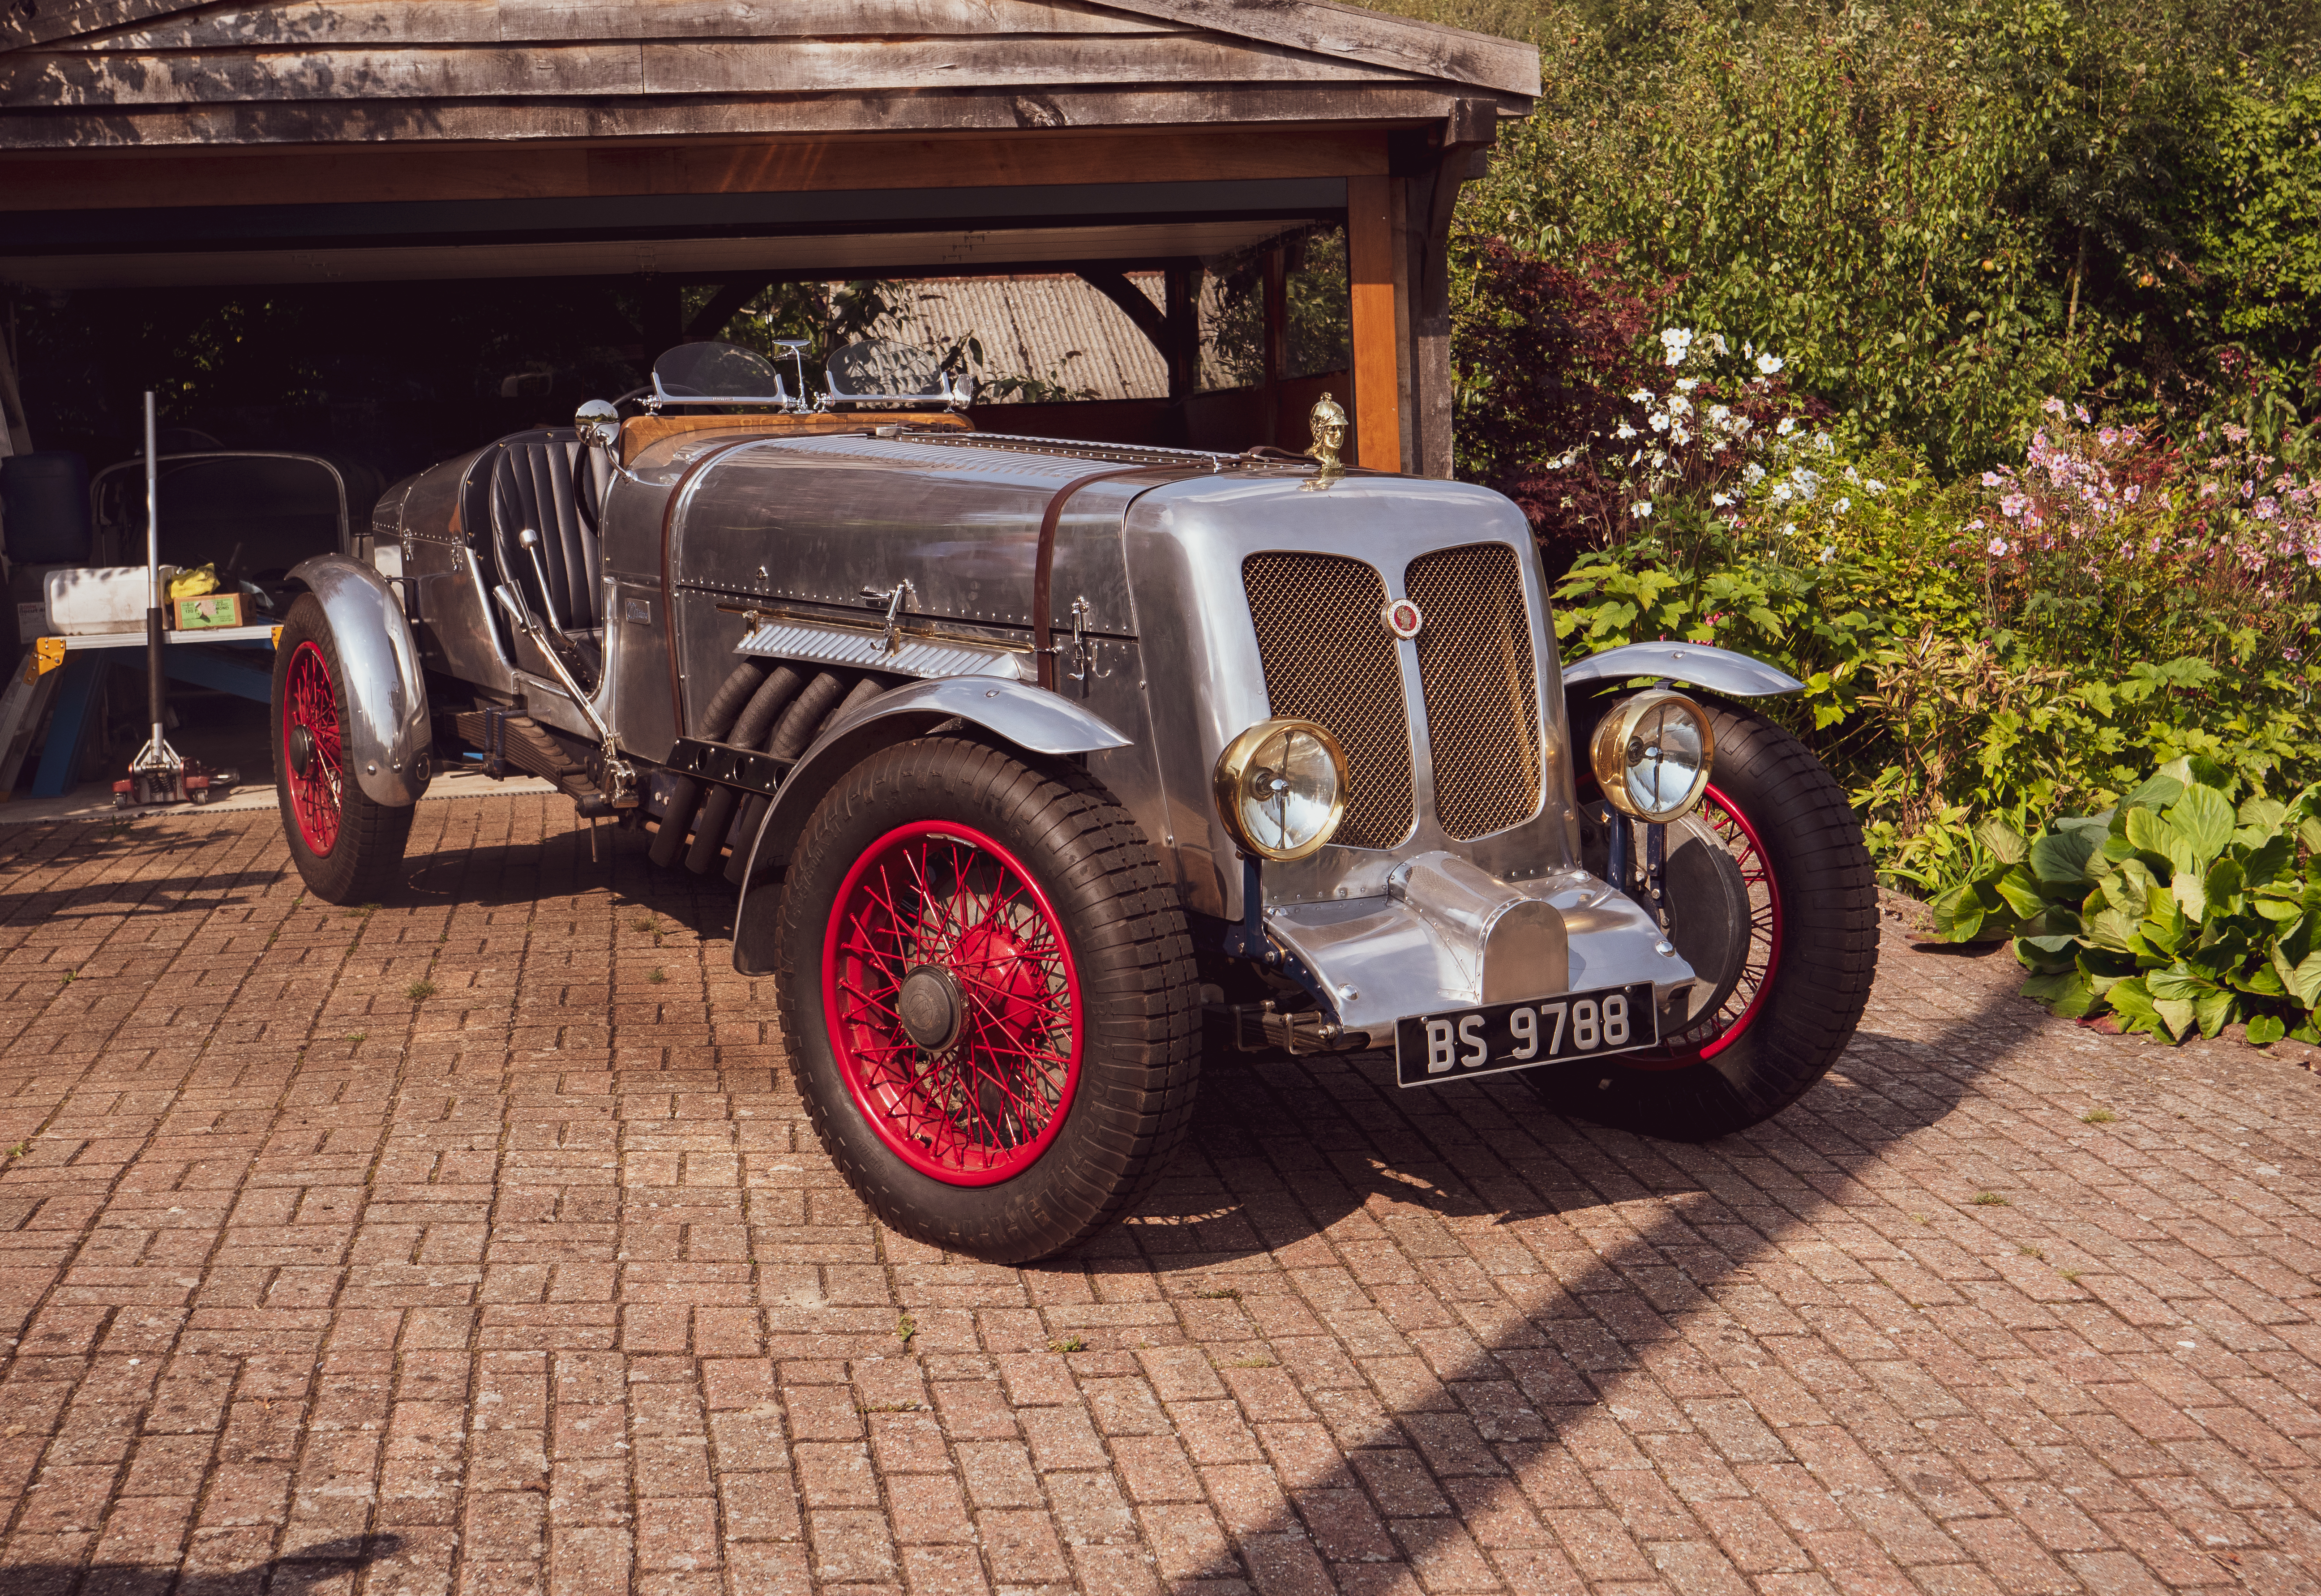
[1935,757,2321,1045]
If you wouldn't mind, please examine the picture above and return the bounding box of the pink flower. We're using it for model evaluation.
[1987,536,2009,556]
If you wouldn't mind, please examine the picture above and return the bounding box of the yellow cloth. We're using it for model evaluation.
[167,564,221,599]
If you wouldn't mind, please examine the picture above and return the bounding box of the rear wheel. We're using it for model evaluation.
[774,736,1200,1261]
[1533,703,1876,1139]
[272,594,413,903]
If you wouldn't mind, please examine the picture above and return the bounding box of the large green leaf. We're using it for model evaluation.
[2194,988,2235,1039]
[2104,976,2165,1037]
[2119,771,2186,813]
[2030,826,2102,886]
[2145,966,2215,1003]
[1993,865,2045,921]
[2271,944,2321,1008]
[2247,1014,2287,1046]
[1976,817,2029,867]
[2167,784,2235,868]
[2123,808,2180,873]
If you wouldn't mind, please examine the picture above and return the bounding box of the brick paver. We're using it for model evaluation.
[1,795,2317,1596]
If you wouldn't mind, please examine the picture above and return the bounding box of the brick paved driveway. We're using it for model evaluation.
[1,795,2318,1596]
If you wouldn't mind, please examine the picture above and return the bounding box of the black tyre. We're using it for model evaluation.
[1532,702,1876,1139]
[774,735,1200,1262]
[272,593,415,904]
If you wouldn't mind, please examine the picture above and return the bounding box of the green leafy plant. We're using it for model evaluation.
[407,979,437,1002]
[1049,1335,1087,1354]
[1939,756,2321,1044]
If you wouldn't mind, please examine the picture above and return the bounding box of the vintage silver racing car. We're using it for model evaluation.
[270,341,1878,1261]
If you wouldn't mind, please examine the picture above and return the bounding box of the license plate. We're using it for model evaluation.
[1394,982,1658,1087]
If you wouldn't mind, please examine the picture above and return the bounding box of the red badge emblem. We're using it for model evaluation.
[1382,598,1424,640]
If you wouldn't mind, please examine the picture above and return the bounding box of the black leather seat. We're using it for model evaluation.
[483,430,611,681]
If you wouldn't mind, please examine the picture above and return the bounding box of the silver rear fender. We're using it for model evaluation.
[286,553,434,807]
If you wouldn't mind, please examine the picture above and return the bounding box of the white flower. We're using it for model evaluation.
[1816,432,1834,453]
[1709,333,1730,356]
[1649,413,1670,432]
[1771,484,1794,502]
[1627,389,1655,406]
[1711,491,1731,506]
[1632,500,1654,519]
[1784,522,1799,535]
[1756,352,1785,375]
[1666,394,1693,416]
[1614,423,1638,440]
[1674,377,1700,393]
[1819,545,1837,563]
[1708,404,1731,424]
[1777,417,1798,436]
[1660,328,1696,367]
[1866,479,1886,494]
[1743,462,1767,484]
[1834,496,1851,514]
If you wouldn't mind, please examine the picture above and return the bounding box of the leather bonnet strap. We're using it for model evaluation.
[1032,466,1160,693]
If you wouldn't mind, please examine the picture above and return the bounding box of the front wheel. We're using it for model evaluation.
[272,593,414,904]
[774,736,1200,1262]
[1533,702,1877,1139]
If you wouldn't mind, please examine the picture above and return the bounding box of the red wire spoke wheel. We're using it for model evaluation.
[282,640,345,856]
[1619,784,1781,1071]
[775,736,1199,1262]
[271,593,415,903]
[1532,704,1876,1140]
[822,821,1083,1185]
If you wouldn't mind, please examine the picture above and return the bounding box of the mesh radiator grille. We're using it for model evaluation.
[1406,543,1544,840]
[1242,553,1416,851]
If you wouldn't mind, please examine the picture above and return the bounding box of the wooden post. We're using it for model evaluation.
[1163,264,1201,402]
[1261,245,1287,447]
[1407,100,1497,479]
[1346,175,1400,473]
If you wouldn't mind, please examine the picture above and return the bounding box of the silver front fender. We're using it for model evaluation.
[1560,641,1803,697]
[730,677,1133,976]
[286,554,433,807]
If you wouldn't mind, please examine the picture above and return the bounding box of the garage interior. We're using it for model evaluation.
[0,0,1537,813]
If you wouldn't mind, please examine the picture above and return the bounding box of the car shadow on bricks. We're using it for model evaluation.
[1118,1008,2000,1254]
[1092,959,2177,1591]
[2,1533,402,1596]
[396,823,739,941]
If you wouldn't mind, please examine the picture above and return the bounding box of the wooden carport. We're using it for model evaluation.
[0,0,1538,473]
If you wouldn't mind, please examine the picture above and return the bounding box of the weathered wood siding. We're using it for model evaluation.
[0,0,1537,147]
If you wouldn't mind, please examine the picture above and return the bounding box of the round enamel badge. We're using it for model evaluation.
[1382,598,1425,640]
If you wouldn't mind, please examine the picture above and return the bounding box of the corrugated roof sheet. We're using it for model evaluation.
[885,274,1169,403]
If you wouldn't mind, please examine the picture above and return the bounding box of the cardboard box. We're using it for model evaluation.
[174,593,245,629]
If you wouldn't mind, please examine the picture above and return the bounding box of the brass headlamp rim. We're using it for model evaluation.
[1213,717,1349,863]
[1589,689,1716,822]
